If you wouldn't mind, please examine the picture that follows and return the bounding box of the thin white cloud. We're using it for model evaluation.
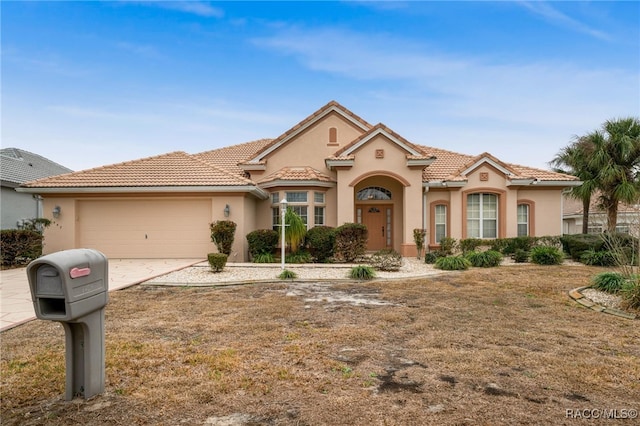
[251,25,635,131]
[154,1,224,18]
[518,1,612,41]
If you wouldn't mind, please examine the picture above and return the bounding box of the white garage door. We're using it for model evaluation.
[78,199,214,258]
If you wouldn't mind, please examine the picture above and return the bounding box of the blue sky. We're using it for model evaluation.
[3,1,639,172]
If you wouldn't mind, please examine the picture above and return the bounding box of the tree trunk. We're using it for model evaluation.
[606,203,618,233]
[581,197,590,234]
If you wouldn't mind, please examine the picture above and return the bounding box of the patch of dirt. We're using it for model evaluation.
[2,265,639,425]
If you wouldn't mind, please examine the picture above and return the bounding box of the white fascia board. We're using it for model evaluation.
[247,105,371,164]
[16,185,269,197]
[342,128,421,157]
[507,179,535,186]
[325,159,354,168]
[259,180,336,189]
[407,158,436,167]
[239,163,266,171]
[424,181,467,188]
[531,180,583,187]
[462,158,512,176]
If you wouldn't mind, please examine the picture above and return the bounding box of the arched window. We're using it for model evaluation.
[357,186,392,200]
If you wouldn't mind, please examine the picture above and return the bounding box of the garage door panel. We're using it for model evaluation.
[78,199,214,258]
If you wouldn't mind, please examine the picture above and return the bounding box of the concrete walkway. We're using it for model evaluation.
[0,259,202,332]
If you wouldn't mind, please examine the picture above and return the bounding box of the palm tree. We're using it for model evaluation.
[550,136,599,234]
[589,117,640,232]
[284,208,306,253]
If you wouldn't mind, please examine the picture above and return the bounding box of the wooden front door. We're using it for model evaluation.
[357,204,393,251]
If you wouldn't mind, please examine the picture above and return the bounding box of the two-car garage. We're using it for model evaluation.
[76,198,215,258]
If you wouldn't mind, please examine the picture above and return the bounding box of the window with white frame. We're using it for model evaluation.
[467,193,498,239]
[517,204,529,237]
[314,192,325,226]
[435,204,447,243]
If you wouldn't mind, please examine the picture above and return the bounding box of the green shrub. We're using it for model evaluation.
[210,220,237,256]
[0,229,43,266]
[537,235,562,248]
[246,229,279,257]
[349,265,376,280]
[580,249,618,267]
[591,272,625,294]
[370,248,402,271]
[512,249,529,263]
[560,234,605,261]
[278,269,298,280]
[207,253,228,272]
[465,250,503,268]
[334,223,368,262]
[621,277,640,310]
[425,250,445,264]
[459,238,483,254]
[434,255,471,271]
[285,251,313,264]
[438,237,457,255]
[253,253,276,263]
[530,246,563,265]
[305,226,336,262]
[490,237,536,255]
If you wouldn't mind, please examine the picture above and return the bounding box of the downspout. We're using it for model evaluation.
[561,188,571,235]
[423,184,429,230]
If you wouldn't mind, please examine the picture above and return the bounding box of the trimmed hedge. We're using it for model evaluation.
[210,220,237,256]
[560,234,605,261]
[334,223,368,262]
[207,253,228,272]
[0,230,43,266]
[246,229,279,258]
[305,226,336,262]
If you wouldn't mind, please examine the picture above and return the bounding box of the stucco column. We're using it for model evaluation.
[337,177,355,225]
[401,179,423,257]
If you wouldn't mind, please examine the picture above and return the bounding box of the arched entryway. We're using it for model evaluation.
[353,175,405,252]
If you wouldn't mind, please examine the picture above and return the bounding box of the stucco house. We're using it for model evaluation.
[19,101,580,261]
[1,148,72,230]
[563,195,640,236]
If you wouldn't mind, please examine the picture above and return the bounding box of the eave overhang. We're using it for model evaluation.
[325,159,355,169]
[424,181,467,188]
[407,157,436,168]
[259,180,336,189]
[16,185,270,199]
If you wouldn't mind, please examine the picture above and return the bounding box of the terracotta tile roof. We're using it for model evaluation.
[194,138,273,176]
[563,192,640,215]
[415,144,578,183]
[258,167,336,184]
[242,101,373,164]
[332,123,428,158]
[22,151,254,188]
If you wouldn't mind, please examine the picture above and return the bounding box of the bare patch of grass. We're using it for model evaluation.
[2,265,639,425]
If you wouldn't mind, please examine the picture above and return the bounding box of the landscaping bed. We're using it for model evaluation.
[2,265,639,425]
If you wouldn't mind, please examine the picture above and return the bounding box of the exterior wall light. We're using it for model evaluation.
[224,204,230,217]
[52,206,61,218]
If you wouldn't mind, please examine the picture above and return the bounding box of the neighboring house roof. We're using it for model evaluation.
[19,102,579,192]
[20,151,256,191]
[563,193,640,217]
[0,148,72,186]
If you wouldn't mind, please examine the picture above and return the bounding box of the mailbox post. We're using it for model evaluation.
[27,249,109,401]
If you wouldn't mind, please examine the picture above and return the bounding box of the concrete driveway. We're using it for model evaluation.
[0,258,202,332]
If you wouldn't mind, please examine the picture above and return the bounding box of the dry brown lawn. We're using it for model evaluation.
[2,265,639,425]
